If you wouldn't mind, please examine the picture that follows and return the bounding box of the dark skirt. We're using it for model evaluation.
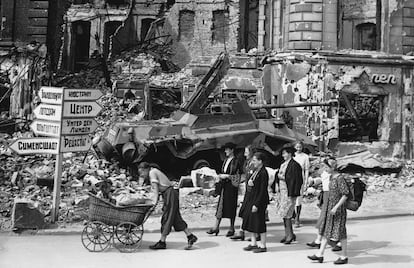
[215,180,238,219]
[316,191,329,229]
[161,187,188,236]
[242,206,267,234]
[238,184,251,219]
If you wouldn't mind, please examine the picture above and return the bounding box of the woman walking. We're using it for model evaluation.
[207,142,241,237]
[138,162,198,250]
[293,141,310,228]
[308,159,349,265]
[276,147,303,244]
[231,145,255,241]
[242,152,269,253]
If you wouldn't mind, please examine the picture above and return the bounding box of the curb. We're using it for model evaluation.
[5,212,414,236]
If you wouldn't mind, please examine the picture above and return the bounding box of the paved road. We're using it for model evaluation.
[1,216,413,268]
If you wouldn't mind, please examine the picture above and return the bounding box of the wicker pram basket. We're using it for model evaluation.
[87,193,154,226]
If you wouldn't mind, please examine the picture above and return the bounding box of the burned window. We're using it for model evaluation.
[141,18,156,41]
[357,23,376,51]
[179,10,195,42]
[338,93,383,142]
[212,10,229,44]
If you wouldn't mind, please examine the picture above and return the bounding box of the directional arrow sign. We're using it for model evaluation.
[33,103,62,121]
[63,101,102,118]
[30,120,61,137]
[9,138,60,155]
[60,135,92,153]
[38,87,64,105]
[61,118,99,135]
[64,89,104,101]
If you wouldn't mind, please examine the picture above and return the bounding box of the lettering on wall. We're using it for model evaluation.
[371,74,397,85]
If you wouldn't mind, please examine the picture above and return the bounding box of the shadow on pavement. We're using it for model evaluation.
[138,240,219,251]
[348,240,414,265]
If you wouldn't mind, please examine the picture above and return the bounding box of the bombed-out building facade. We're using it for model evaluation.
[1,0,414,159]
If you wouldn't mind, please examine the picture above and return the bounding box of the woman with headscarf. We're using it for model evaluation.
[207,142,241,237]
[276,147,303,244]
[242,151,269,253]
[138,162,197,250]
[308,159,350,265]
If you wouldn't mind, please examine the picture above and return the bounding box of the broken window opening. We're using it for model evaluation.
[72,21,91,72]
[357,23,377,51]
[178,10,195,42]
[141,18,156,42]
[73,0,90,4]
[338,93,384,142]
[104,21,122,59]
[212,10,229,44]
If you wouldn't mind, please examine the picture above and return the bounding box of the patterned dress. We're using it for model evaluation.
[276,160,297,219]
[318,174,349,241]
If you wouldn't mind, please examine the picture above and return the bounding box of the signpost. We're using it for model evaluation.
[10,86,103,223]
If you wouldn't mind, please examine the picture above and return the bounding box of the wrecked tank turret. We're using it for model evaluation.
[94,52,316,179]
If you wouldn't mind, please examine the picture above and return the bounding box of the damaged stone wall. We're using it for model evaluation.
[264,53,414,159]
[165,0,239,68]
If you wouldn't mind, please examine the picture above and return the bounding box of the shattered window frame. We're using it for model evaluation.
[338,92,384,142]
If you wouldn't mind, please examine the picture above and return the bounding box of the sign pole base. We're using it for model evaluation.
[51,153,63,223]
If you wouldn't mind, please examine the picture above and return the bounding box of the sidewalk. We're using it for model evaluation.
[7,187,414,236]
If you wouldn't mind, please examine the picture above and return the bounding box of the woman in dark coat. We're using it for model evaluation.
[231,145,255,241]
[276,147,303,244]
[207,142,241,237]
[308,159,350,265]
[242,151,269,253]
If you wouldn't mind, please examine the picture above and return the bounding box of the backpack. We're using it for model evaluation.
[344,177,366,211]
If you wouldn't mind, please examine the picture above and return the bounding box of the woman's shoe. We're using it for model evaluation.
[334,257,348,265]
[332,245,342,252]
[253,247,267,253]
[306,241,321,248]
[308,254,324,263]
[149,241,167,250]
[280,237,286,243]
[226,230,235,237]
[284,234,296,244]
[206,229,219,236]
[243,244,258,251]
[230,232,245,241]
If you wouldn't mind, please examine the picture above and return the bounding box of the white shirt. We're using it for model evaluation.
[294,152,310,179]
[223,157,234,173]
[320,171,331,191]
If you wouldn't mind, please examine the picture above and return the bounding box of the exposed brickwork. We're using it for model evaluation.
[166,0,239,68]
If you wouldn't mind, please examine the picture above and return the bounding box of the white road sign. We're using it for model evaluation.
[63,101,102,118]
[38,87,64,105]
[9,138,60,155]
[30,120,61,137]
[64,89,104,101]
[33,103,62,121]
[61,118,99,135]
[60,135,92,153]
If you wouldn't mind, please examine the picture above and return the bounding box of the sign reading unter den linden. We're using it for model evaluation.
[61,118,99,135]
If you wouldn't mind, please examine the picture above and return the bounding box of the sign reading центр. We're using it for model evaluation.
[63,101,102,118]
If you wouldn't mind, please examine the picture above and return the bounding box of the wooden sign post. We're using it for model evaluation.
[10,87,103,223]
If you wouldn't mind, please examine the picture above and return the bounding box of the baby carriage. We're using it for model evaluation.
[81,192,155,252]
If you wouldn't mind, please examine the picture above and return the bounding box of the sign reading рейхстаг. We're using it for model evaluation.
[62,101,102,118]
[60,135,92,153]
[9,137,60,155]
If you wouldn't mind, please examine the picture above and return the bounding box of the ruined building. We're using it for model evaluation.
[255,0,414,159]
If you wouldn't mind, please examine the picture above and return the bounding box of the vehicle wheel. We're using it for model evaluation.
[81,221,112,252]
[192,159,211,170]
[114,222,143,253]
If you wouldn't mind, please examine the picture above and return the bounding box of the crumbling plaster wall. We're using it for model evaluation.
[266,59,413,158]
[165,0,239,68]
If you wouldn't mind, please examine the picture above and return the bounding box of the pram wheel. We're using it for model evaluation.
[81,221,112,252]
[113,222,143,253]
